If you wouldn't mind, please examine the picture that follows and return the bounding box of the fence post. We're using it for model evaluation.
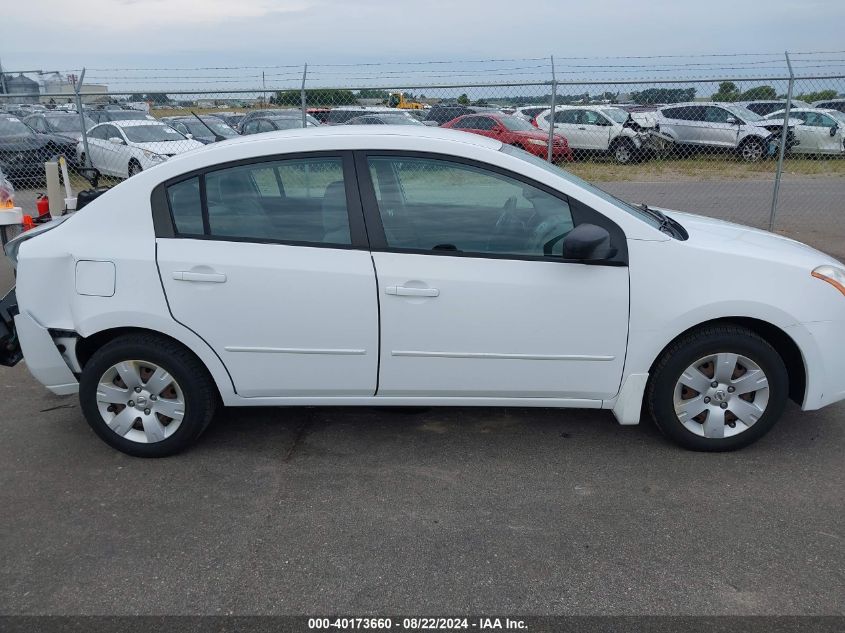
[547,55,557,162]
[300,63,308,127]
[74,69,91,169]
[769,51,794,232]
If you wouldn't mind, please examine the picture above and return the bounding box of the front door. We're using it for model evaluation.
[156,153,378,398]
[360,153,629,400]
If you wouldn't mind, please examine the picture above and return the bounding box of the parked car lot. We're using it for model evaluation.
[77,119,204,178]
[4,126,845,458]
[0,114,74,183]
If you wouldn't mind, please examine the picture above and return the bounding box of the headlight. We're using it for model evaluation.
[142,150,166,162]
[812,265,845,296]
[525,139,547,146]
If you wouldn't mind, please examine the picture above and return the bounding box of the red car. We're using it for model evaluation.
[442,113,573,162]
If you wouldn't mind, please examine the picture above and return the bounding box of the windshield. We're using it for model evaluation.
[500,116,536,131]
[601,108,630,124]
[122,125,185,143]
[270,118,308,130]
[827,110,845,123]
[47,116,95,133]
[379,115,422,125]
[109,111,151,121]
[0,116,34,138]
[723,104,764,122]
[185,120,238,137]
[500,144,663,230]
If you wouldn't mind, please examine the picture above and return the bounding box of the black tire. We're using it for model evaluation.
[646,324,788,451]
[79,333,217,457]
[611,138,635,164]
[127,160,142,177]
[739,137,765,162]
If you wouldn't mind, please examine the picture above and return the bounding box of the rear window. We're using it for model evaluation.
[327,110,368,124]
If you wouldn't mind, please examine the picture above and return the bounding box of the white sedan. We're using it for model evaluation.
[78,120,205,178]
[764,108,845,155]
[4,126,845,456]
[534,105,652,163]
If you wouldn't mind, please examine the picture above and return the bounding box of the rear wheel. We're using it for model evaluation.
[79,334,217,457]
[646,325,788,451]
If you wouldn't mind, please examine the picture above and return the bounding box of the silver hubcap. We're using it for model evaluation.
[96,360,185,444]
[742,143,762,161]
[615,146,630,163]
[673,353,770,439]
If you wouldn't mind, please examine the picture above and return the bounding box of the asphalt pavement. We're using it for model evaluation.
[1,183,843,616]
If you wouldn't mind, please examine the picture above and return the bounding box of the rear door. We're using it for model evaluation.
[551,109,586,149]
[579,110,613,150]
[155,152,379,398]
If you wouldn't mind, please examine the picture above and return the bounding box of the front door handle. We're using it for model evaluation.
[173,271,227,283]
[385,286,439,297]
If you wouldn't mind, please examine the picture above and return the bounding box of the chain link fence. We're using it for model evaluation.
[1,55,843,258]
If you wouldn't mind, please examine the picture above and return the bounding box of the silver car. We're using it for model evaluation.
[655,102,798,161]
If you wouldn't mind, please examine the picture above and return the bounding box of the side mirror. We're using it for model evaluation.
[108,137,124,145]
[725,117,739,125]
[561,223,615,261]
[830,125,838,137]
[185,133,194,139]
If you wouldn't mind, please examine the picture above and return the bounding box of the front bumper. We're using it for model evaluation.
[798,319,845,410]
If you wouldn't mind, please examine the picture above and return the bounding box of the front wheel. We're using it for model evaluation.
[646,325,788,451]
[739,138,765,162]
[79,334,217,457]
[611,139,635,164]
[127,160,142,177]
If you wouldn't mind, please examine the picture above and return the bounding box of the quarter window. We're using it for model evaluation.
[367,156,574,257]
[166,177,204,235]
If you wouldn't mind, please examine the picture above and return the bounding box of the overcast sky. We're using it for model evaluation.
[2,0,845,87]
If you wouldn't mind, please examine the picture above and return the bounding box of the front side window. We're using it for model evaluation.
[474,117,497,131]
[171,157,352,245]
[581,110,608,126]
[367,156,574,257]
[704,107,732,123]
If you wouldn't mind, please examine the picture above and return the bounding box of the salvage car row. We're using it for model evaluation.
[2,97,844,184]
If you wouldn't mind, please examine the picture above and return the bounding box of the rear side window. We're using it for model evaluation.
[166,177,204,235]
[164,157,352,246]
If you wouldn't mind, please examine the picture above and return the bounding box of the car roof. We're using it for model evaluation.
[185,125,500,152]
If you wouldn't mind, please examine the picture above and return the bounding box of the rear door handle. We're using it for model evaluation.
[173,271,227,283]
[385,286,439,297]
